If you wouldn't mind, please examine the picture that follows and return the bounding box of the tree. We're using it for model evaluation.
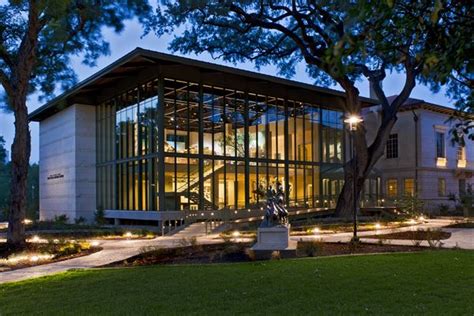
[0,136,9,221]
[416,3,473,145]
[0,0,151,247]
[149,0,471,217]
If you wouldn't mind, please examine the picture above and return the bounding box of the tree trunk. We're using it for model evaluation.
[335,117,398,218]
[335,165,367,218]
[7,97,31,248]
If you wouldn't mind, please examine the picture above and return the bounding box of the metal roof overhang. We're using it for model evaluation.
[29,47,378,122]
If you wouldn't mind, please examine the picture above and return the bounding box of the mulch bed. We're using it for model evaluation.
[364,230,451,240]
[444,222,474,229]
[105,243,253,267]
[105,241,426,268]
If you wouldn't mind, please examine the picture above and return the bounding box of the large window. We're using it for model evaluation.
[386,134,398,159]
[321,109,343,163]
[436,132,445,158]
[404,178,415,196]
[96,76,355,212]
[386,179,398,198]
[96,79,160,211]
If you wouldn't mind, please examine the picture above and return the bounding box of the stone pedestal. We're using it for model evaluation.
[251,225,297,259]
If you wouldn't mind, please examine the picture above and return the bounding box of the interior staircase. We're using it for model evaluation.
[174,161,225,210]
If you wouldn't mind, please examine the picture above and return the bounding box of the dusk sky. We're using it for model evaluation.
[0,18,452,163]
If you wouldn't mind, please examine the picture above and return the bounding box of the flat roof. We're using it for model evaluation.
[29,47,377,121]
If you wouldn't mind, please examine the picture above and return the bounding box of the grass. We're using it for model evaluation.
[0,250,472,315]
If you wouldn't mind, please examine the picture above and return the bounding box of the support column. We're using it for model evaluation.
[157,77,166,212]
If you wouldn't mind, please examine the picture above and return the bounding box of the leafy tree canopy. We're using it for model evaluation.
[152,1,470,111]
[0,0,152,107]
[0,0,151,246]
[149,0,472,216]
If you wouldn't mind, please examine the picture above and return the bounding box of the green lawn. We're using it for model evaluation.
[0,250,473,315]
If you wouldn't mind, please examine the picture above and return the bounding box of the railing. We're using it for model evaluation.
[175,161,224,193]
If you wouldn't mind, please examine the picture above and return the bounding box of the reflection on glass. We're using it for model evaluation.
[95,77,376,213]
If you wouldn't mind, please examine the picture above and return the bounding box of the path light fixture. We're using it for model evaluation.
[344,114,363,242]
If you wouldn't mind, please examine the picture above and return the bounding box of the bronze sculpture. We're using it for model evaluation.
[261,182,289,227]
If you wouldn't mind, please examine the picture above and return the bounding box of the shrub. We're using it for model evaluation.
[177,237,201,250]
[300,240,325,257]
[55,241,85,258]
[398,194,425,217]
[74,217,86,225]
[139,245,173,258]
[245,248,256,261]
[425,228,443,248]
[438,204,450,216]
[54,214,69,224]
[94,206,106,225]
[271,250,281,260]
[409,229,423,246]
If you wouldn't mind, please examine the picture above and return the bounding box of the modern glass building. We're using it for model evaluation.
[30,48,377,225]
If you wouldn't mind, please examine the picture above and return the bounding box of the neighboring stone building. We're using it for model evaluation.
[364,97,474,213]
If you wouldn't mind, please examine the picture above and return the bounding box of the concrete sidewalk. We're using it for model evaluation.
[294,219,474,249]
[0,235,223,285]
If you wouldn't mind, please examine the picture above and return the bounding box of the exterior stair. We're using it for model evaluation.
[187,192,216,210]
[172,221,225,238]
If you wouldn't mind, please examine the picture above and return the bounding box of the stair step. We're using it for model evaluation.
[173,222,224,238]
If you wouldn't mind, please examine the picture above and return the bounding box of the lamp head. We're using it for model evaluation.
[344,115,363,130]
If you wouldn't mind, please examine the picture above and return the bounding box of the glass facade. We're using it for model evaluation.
[96,76,347,212]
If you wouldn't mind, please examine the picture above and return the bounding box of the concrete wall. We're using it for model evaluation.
[39,104,96,223]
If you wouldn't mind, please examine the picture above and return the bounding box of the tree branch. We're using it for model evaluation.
[0,68,13,98]
[0,44,14,70]
[229,3,323,68]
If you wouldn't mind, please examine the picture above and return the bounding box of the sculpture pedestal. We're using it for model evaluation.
[251,225,297,259]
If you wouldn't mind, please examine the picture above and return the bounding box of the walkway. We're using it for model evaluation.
[294,219,474,249]
[1,219,472,284]
[0,234,222,285]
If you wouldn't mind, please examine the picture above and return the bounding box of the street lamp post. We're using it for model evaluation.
[344,115,363,242]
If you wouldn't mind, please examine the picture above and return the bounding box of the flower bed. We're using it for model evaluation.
[0,240,101,271]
